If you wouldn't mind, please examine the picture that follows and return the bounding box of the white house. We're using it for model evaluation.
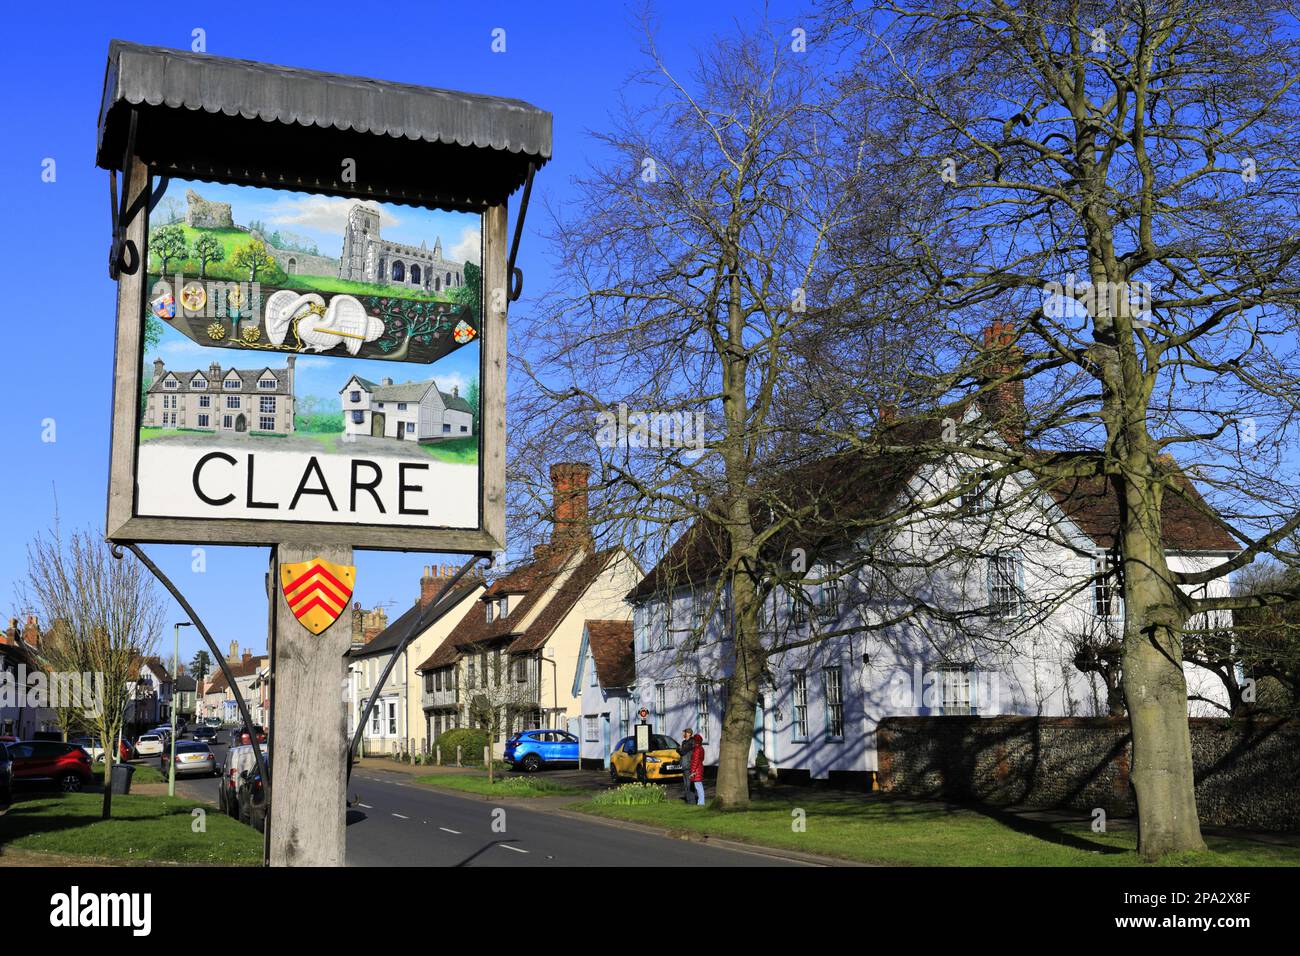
[573,620,635,767]
[627,405,1240,786]
[339,375,473,442]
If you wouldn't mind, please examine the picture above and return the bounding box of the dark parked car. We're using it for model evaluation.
[227,725,266,746]
[505,730,580,772]
[0,742,12,805]
[236,762,269,832]
[5,740,94,791]
[219,743,267,818]
[192,726,217,745]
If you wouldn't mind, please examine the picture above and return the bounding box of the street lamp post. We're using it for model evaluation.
[170,621,193,797]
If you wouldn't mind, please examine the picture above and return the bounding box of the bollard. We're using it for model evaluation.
[456,745,462,767]
[484,744,490,767]
[436,745,441,766]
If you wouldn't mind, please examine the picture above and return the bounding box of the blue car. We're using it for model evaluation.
[505,730,579,772]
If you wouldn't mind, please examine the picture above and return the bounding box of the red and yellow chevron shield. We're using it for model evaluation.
[280,557,356,635]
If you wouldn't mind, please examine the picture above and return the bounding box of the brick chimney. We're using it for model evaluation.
[879,403,898,426]
[550,462,592,553]
[21,615,39,648]
[978,321,1025,444]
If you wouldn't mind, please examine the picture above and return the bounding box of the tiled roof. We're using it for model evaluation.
[348,581,482,659]
[629,416,1240,601]
[585,620,634,687]
[417,547,621,670]
[345,376,473,414]
[148,366,291,395]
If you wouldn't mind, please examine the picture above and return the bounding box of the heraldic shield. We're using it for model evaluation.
[280,556,356,635]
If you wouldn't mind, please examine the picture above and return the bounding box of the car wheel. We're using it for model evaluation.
[521,753,542,773]
[59,773,83,793]
[609,765,619,784]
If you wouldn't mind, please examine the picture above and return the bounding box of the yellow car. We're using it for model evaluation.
[609,734,684,783]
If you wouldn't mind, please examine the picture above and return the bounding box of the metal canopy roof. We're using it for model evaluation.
[97,40,551,209]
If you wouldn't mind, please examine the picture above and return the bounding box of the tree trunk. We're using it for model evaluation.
[714,571,762,809]
[1120,472,1206,860]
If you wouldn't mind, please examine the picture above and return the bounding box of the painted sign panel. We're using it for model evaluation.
[133,179,483,532]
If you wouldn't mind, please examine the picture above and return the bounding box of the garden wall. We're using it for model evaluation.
[876,716,1300,831]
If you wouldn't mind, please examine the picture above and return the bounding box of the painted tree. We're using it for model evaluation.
[230,239,276,283]
[193,233,226,278]
[20,526,163,818]
[820,0,1300,858]
[150,224,189,274]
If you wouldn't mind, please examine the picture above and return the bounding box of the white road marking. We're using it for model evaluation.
[439,827,461,834]
[358,803,373,809]
[500,844,528,854]
[391,813,409,820]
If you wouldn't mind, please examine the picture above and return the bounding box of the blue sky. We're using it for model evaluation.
[0,1,802,665]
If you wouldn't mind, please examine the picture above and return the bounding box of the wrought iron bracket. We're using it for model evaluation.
[107,109,169,281]
[506,162,537,302]
[110,541,271,809]
[347,552,489,778]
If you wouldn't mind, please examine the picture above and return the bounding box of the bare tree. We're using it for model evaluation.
[466,651,536,785]
[21,527,164,817]
[510,17,895,808]
[818,0,1300,858]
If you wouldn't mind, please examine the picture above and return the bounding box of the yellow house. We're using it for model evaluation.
[347,567,484,756]
[416,463,640,754]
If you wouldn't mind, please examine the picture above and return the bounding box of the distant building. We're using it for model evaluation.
[337,203,467,293]
[144,358,296,434]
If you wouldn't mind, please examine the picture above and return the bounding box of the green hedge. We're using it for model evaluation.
[434,728,490,764]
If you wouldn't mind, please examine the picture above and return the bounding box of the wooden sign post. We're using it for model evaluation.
[268,544,353,866]
[97,41,550,866]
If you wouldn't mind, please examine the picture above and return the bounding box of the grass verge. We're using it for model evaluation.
[577,796,1300,867]
[1,793,261,865]
[412,773,584,798]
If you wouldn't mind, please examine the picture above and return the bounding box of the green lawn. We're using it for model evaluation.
[289,430,343,453]
[578,796,1300,867]
[419,436,478,464]
[0,793,261,865]
[126,763,165,784]
[412,773,584,798]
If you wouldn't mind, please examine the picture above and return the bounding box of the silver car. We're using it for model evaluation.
[162,740,218,777]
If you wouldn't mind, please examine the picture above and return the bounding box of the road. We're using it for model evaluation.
[173,737,803,867]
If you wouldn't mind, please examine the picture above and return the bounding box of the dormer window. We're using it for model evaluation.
[163,377,178,389]
[486,601,495,623]
[191,376,207,390]
[258,376,277,390]
[223,377,240,390]
[497,597,509,618]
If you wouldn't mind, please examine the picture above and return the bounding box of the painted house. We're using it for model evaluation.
[628,402,1240,786]
[144,358,295,434]
[415,464,641,756]
[574,620,635,768]
[346,568,483,756]
[202,653,268,727]
[339,375,473,442]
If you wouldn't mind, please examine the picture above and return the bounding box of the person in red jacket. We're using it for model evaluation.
[688,732,705,805]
